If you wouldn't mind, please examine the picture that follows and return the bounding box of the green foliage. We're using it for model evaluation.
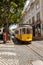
[10,2,17,8]
[0,0,26,26]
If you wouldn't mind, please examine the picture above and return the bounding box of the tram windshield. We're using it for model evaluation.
[22,28,26,34]
[15,30,19,34]
[27,28,32,34]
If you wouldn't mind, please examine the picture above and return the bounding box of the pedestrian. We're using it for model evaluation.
[3,29,7,43]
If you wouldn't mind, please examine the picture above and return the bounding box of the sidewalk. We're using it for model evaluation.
[0,39,14,45]
[6,39,14,45]
[33,36,43,41]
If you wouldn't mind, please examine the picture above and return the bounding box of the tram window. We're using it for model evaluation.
[27,28,30,34]
[20,29,22,34]
[22,28,25,34]
[15,30,19,34]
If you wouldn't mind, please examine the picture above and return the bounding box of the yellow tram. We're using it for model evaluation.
[15,25,32,43]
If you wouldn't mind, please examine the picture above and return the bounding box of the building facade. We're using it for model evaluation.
[19,0,43,38]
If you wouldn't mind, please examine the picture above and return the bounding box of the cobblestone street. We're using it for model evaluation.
[0,40,43,65]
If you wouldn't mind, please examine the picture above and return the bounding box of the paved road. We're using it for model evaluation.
[0,40,43,65]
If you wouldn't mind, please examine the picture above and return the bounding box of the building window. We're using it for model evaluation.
[26,21,28,24]
[29,19,31,24]
[33,0,35,2]
[36,1,40,10]
[32,16,35,24]
[28,10,31,17]
[37,12,40,21]
[31,6,35,14]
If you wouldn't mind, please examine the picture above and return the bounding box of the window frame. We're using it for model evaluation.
[15,30,19,34]
[22,28,26,34]
[32,16,35,24]
[37,12,40,21]
[29,19,31,24]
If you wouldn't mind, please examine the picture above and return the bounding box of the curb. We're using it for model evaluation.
[33,37,43,41]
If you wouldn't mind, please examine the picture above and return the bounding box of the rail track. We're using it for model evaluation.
[12,38,43,60]
[25,44,43,60]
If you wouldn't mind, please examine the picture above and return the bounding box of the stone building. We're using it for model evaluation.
[19,0,43,38]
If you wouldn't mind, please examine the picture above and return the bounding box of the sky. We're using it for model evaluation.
[24,0,30,10]
[9,24,17,30]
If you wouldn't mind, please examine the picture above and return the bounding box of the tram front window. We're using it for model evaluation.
[22,28,26,34]
[15,30,19,34]
[27,28,31,34]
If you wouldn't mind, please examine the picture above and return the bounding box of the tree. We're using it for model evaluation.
[0,0,26,40]
[0,0,26,25]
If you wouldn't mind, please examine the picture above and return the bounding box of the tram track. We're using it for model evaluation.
[30,43,43,52]
[32,43,43,50]
[25,44,43,60]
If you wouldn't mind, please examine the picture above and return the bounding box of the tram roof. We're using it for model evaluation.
[15,25,32,30]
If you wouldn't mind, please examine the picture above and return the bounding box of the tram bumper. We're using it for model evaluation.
[26,39,32,41]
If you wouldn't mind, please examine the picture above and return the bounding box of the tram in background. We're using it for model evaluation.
[15,25,32,43]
